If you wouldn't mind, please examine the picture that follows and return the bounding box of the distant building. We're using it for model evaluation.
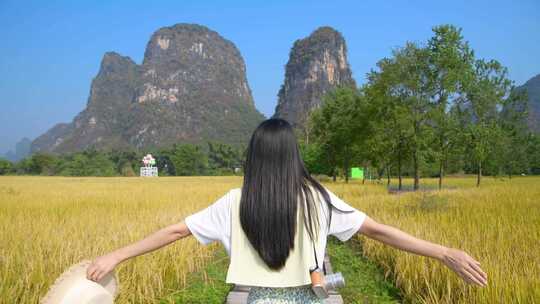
[140,154,158,177]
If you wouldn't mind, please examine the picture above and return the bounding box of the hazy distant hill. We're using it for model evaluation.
[2,137,31,162]
[516,74,540,133]
[272,26,356,130]
[31,23,265,154]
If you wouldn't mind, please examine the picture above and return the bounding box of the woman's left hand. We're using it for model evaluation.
[86,252,121,282]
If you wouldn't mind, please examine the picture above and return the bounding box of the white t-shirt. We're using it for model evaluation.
[184,186,367,266]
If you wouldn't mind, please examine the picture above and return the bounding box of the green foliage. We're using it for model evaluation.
[425,25,476,187]
[120,162,136,177]
[299,141,332,175]
[0,158,14,175]
[9,140,247,177]
[27,152,59,175]
[108,149,138,176]
[165,143,209,176]
[310,86,368,182]
[493,88,531,177]
[528,134,540,174]
[207,141,244,175]
[307,23,535,190]
[56,151,117,176]
[459,59,519,184]
[366,41,435,189]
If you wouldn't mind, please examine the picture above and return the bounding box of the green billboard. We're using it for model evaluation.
[351,167,364,179]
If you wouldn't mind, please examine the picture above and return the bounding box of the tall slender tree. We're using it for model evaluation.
[462,59,513,186]
[498,88,530,178]
[365,63,412,190]
[369,43,433,190]
[426,25,475,189]
[310,86,364,183]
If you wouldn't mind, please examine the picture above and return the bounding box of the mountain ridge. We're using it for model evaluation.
[517,73,540,133]
[272,26,356,131]
[31,23,265,154]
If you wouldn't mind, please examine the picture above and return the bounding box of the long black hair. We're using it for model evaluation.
[239,118,332,270]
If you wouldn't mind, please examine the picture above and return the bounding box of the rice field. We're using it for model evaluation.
[0,176,242,303]
[0,175,538,303]
[334,177,540,303]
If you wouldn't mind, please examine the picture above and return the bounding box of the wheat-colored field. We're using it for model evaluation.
[1,176,538,303]
[333,177,540,303]
[0,176,243,304]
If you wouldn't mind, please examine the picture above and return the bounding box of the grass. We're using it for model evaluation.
[160,243,234,304]
[1,175,538,303]
[326,236,401,303]
[158,235,401,304]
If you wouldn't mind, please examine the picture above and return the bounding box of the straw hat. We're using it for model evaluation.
[40,260,119,304]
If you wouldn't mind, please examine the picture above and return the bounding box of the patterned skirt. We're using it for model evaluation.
[246,285,324,304]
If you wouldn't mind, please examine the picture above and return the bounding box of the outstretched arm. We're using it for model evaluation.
[86,221,192,282]
[358,216,488,287]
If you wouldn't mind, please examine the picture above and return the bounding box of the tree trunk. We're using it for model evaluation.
[344,151,350,184]
[413,149,419,191]
[438,158,444,190]
[377,167,384,183]
[344,146,351,183]
[438,134,446,190]
[362,166,366,184]
[398,154,402,191]
[386,164,391,186]
[476,160,482,187]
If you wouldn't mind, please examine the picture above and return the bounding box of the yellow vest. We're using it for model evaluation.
[225,188,324,287]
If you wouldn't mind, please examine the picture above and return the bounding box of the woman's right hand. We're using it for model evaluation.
[86,252,121,282]
[439,247,488,287]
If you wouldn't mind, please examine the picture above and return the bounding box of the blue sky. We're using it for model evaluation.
[1,0,539,154]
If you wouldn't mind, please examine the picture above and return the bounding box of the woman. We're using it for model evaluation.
[87,118,487,303]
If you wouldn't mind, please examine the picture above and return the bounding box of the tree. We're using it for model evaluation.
[0,158,13,175]
[366,43,434,190]
[310,86,365,183]
[28,152,59,175]
[365,59,413,190]
[498,88,530,177]
[56,151,116,176]
[397,43,435,190]
[309,109,339,180]
[461,59,513,186]
[426,25,475,189]
[207,142,243,175]
[108,149,138,176]
[156,154,176,176]
[299,141,332,175]
[167,143,208,176]
[527,134,540,175]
